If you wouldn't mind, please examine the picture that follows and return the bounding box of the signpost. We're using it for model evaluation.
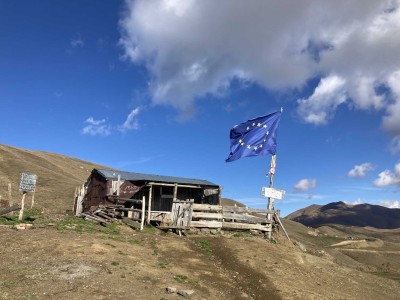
[19,173,37,192]
[18,172,38,220]
[261,187,285,200]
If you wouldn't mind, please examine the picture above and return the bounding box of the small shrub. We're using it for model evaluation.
[111,261,119,266]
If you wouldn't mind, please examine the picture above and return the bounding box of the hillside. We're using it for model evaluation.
[0,144,103,213]
[286,201,400,229]
[1,144,400,299]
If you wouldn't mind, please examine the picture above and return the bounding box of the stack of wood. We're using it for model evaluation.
[79,205,124,224]
[79,205,142,229]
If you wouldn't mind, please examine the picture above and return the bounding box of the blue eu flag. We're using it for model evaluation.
[226,111,282,162]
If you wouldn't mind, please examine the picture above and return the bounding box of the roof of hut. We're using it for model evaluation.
[94,168,219,187]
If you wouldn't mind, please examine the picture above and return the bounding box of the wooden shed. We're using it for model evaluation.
[78,168,221,228]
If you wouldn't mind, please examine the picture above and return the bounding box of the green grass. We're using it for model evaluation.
[159,262,168,269]
[142,224,157,234]
[0,208,43,225]
[174,274,188,283]
[232,231,252,238]
[173,274,199,285]
[54,216,121,235]
[195,238,212,255]
[99,235,144,245]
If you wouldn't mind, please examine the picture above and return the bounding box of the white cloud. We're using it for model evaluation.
[297,75,347,125]
[119,107,141,132]
[379,200,400,208]
[345,198,364,205]
[120,0,400,136]
[82,117,111,136]
[348,162,374,178]
[374,163,400,186]
[294,178,317,192]
[71,37,84,48]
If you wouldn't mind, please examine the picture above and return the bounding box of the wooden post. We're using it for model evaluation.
[266,155,277,239]
[30,189,36,209]
[173,183,178,227]
[140,195,146,231]
[218,186,222,206]
[147,185,152,225]
[19,192,26,221]
[8,183,12,206]
[117,174,121,197]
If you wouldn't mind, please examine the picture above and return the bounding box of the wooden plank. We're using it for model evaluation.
[116,207,143,212]
[192,212,223,219]
[0,204,20,216]
[187,201,193,227]
[223,213,269,223]
[81,213,108,223]
[106,195,143,202]
[222,206,275,214]
[140,195,145,231]
[222,222,271,232]
[190,220,222,228]
[274,213,290,241]
[192,204,222,212]
[18,192,26,221]
[122,217,140,229]
[147,185,152,224]
[147,182,203,189]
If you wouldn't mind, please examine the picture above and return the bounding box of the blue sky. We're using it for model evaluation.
[1,0,400,216]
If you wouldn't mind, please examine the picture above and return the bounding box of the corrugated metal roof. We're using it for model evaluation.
[95,168,219,187]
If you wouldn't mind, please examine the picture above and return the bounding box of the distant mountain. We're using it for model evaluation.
[286,201,400,229]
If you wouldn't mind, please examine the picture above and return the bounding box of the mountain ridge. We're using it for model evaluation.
[286,201,400,229]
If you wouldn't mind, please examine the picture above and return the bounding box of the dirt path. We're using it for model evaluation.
[207,237,281,300]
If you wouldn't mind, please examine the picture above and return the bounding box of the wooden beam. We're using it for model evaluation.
[222,222,271,232]
[223,213,270,224]
[0,204,20,216]
[218,186,222,206]
[147,185,152,224]
[140,195,145,231]
[147,182,203,189]
[190,220,222,228]
[116,207,143,212]
[117,174,121,197]
[192,204,222,212]
[18,192,26,221]
[191,212,223,219]
[222,206,275,214]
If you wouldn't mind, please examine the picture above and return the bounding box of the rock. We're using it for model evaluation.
[294,241,307,252]
[177,290,195,298]
[166,287,177,294]
[210,229,219,235]
[13,223,33,230]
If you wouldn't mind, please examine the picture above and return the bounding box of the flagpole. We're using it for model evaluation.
[266,154,276,239]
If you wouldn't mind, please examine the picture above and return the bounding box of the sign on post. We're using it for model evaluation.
[261,187,285,200]
[19,172,37,192]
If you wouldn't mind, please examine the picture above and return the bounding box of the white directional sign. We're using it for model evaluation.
[261,187,285,200]
[19,172,38,192]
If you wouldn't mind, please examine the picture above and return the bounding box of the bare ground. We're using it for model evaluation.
[1,222,400,300]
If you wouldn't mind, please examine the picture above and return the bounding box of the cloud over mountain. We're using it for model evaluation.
[120,0,400,139]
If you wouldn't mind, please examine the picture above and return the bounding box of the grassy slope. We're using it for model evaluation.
[0,144,104,213]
